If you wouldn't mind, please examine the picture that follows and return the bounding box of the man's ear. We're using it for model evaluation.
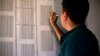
[63,11,68,21]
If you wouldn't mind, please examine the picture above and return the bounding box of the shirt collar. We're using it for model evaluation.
[60,24,86,44]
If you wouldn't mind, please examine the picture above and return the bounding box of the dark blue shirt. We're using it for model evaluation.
[59,24,99,56]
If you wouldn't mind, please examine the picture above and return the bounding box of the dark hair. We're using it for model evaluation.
[62,0,89,24]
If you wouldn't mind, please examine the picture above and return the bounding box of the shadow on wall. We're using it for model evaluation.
[87,0,100,55]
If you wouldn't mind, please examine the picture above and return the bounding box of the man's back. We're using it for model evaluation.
[59,24,99,56]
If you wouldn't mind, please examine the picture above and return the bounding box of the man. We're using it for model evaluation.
[49,0,99,56]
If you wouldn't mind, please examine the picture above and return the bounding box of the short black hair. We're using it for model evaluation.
[62,0,89,24]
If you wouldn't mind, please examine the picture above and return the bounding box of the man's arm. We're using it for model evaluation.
[49,11,63,41]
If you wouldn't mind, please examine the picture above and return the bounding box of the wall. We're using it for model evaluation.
[87,0,100,51]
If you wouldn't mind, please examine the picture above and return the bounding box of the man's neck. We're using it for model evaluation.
[64,19,80,31]
[67,23,79,31]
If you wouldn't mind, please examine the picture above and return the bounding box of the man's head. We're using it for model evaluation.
[60,0,89,30]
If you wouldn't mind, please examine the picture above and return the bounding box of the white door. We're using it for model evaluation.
[0,0,60,56]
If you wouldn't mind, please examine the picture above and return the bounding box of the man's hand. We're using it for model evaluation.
[49,11,57,26]
[49,11,63,41]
